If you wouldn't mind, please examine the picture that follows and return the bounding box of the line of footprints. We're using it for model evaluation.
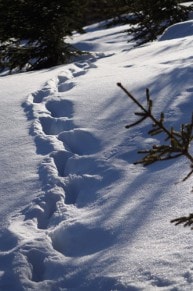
[23,59,103,229]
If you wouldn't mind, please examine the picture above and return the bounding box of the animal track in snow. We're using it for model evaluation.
[23,175,66,229]
[57,81,75,93]
[40,116,74,135]
[32,89,52,103]
[60,154,104,177]
[23,55,102,230]
[51,150,73,177]
[34,135,57,155]
[64,173,102,206]
[12,54,115,288]
[0,229,18,252]
[49,152,103,205]
[50,223,113,257]
[46,99,74,118]
[72,70,86,77]
[25,249,46,282]
[74,60,98,70]
[58,129,101,155]
[32,79,58,103]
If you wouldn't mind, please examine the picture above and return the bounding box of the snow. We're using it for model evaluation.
[1,18,193,290]
[159,20,193,41]
[181,2,193,7]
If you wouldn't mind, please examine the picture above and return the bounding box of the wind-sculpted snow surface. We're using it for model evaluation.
[2,20,193,290]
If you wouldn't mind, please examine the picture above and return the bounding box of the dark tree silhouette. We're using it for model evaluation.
[0,0,86,72]
[128,0,189,45]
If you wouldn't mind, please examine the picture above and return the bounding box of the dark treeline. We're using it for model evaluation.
[0,0,190,72]
[83,0,132,25]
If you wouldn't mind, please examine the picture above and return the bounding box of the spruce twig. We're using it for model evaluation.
[118,82,193,229]
[117,82,193,173]
[171,214,193,228]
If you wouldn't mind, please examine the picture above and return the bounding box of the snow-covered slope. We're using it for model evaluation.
[1,20,193,290]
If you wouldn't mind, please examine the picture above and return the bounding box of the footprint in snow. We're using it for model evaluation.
[51,150,73,177]
[32,88,52,103]
[58,128,101,155]
[25,249,46,282]
[64,173,101,206]
[0,229,18,252]
[50,223,114,257]
[57,81,75,93]
[46,99,74,118]
[40,116,74,135]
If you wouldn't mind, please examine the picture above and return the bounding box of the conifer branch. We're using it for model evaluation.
[171,214,193,228]
[125,116,146,129]
[118,83,193,229]
[117,82,193,174]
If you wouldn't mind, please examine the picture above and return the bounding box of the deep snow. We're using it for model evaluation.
[1,16,193,291]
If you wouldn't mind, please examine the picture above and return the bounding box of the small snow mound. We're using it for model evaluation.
[159,20,193,41]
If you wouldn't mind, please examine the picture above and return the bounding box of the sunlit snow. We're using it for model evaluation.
[1,17,193,290]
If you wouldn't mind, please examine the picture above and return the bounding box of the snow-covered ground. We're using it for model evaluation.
[1,18,193,291]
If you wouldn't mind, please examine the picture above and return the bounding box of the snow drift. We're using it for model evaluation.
[159,20,193,41]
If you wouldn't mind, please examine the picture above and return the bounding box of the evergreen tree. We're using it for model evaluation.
[128,0,189,45]
[0,0,87,72]
[83,0,132,25]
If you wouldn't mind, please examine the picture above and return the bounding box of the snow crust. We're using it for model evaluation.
[1,18,193,290]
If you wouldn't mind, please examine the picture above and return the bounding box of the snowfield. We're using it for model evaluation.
[1,18,193,291]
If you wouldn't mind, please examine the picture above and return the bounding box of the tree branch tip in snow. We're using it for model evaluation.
[118,83,193,230]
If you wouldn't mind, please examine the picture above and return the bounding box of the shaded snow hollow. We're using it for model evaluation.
[1,19,193,290]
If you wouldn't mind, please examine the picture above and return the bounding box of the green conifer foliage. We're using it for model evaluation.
[128,0,189,45]
[118,83,193,229]
[0,0,86,72]
[83,0,132,25]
